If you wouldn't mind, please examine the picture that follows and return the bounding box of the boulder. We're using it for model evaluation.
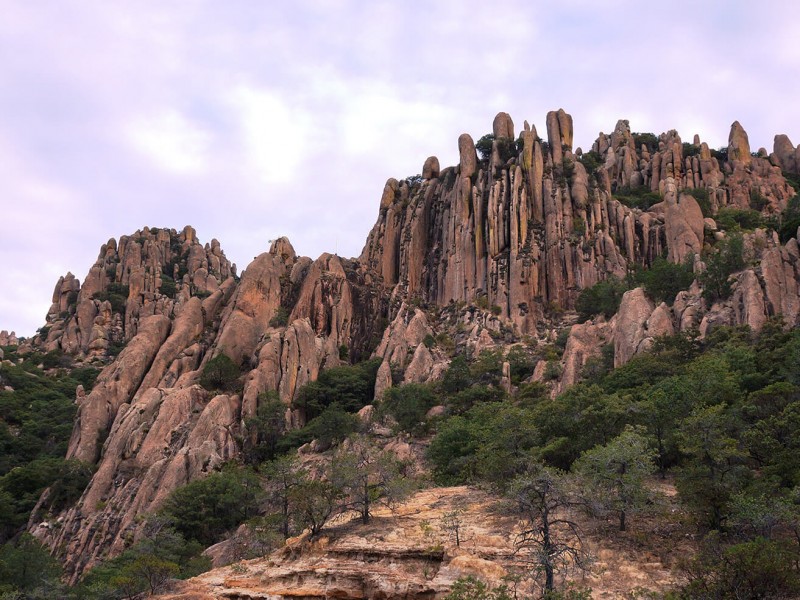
[727,121,752,166]
[492,112,515,140]
[458,134,477,178]
[422,156,440,179]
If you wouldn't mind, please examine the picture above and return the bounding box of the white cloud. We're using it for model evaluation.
[126,110,212,174]
[227,86,311,185]
[1,0,800,337]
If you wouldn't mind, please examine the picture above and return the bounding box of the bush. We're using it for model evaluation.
[575,277,628,321]
[199,353,242,392]
[159,275,177,299]
[779,194,800,243]
[636,256,695,305]
[495,137,517,163]
[269,306,290,328]
[475,134,494,161]
[700,233,746,303]
[632,132,658,155]
[161,467,264,546]
[711,147,728,162]
[682,142,701,157]
[680,534,800,599]
[749,188,769,211]
[441,355,471,394]
[293,358,381,421]
[278,403,359,452]
[577,150,602,176]
[507,346,536,385]
[381,383,437,433]
[716,207,764,231]
[613,186,662,210]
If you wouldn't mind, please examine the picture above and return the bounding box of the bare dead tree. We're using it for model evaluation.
[508,464,591,594]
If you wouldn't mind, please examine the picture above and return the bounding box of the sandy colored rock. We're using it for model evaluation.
[422,156,440,179]
[613,288,655,367]
[727,120,752,166]
[492,111,515,140]
[458,133,477,178]
[66,315,171,464]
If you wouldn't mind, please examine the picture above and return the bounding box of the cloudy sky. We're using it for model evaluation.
[1,0,799,336]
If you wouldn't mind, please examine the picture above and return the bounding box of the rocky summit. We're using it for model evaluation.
[7,109,800,596]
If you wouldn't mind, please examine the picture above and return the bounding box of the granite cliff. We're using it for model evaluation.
[13,109,800,584]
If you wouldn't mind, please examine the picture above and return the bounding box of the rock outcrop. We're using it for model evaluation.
[26,110,800,582]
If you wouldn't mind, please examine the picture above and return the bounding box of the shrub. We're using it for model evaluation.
[470,349,504,385]
[159,275,177,299]
[442,355,471,394]
[161,467,263,546]
[636,256,695,305]
[700,233,746,303]
[711,147,728,162]
[749,188,769,211]
[780,194,800,243]
[475,134,494,161]
[682,142,701,157]
[613,186,661,210]
[577,150,602,176]
[496,137,517,163]
[269,306,290,328]
[278,403,359,452]
[507,346,536,384]
[716,207,764,231]
[293,358,381,421]
[575,277,628,321]
[632,132,658,155]
[381,383,437,433]
[199,353,242,392]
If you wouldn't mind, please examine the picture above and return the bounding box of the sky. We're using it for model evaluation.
[1,0,799,337]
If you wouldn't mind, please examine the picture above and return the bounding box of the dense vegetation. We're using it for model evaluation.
[4,197,800,597]
[0,348,98,544]
[575,255,696,322]
[422,320,800,597]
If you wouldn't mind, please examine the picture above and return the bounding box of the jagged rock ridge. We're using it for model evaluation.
[20,110,800,581]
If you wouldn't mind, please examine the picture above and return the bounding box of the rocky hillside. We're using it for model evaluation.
[7,109,800,586]
[158,485,687,600]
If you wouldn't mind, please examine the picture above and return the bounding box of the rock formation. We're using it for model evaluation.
[23,110,800,581]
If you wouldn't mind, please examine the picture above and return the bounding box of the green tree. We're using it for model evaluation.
[277,403,360,452]
[76,524,208,598]
[573,426,657,531]
[243,391,286,464]
[289,479,342,537]
[699,233,746,303]
[199,353,242,392]
[263,455,307,538]
[676,404,749,529]
[330,436,413,524]
[636,255,695,305]
[292,358,380,421]
[381,383,438,433]
[0,534,62,595]
[441,355,471,394]
[123,554,179,596]
[680,532,800,599]
[162,467,264,546]
[575,276,628,321]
